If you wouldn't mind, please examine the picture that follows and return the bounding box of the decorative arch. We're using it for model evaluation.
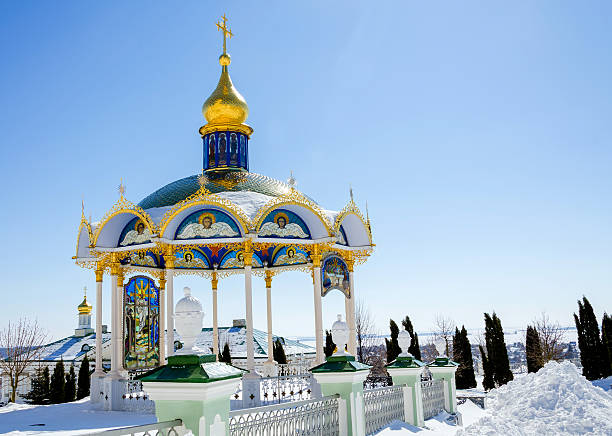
[175,248,210,269]
[253,190,333,239]
[321,254,350,298]
[174,208,241,240]
[158,187,251,239]
[258,209,311,239]
[333,202,372,247]
[271,245,309,266]
[219,250,263,269]
[75,216,94,259]
[93,197,157,249]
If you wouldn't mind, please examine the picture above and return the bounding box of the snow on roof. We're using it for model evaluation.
[183,326,315,359]
[143,191,338,226]
[34,333,111,362]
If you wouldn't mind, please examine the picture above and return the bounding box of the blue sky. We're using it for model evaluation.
[1,1,611,341]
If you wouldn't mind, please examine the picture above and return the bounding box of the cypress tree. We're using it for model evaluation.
[479,345,494,391]
[401,316,422,360]
[602,313,612,377]
[526,325,544,373]
[273,339,287,364]
[65,365,76,403]
[76,355,90,400]
[24,367,50,404]
[574,296,605,380]
[484,312,513,388]
[49,360,65,404]
[219,342,232,364]
[453,326,476,389]
[385,319,401,363]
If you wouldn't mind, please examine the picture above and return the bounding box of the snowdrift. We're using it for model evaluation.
[458,361,612,436]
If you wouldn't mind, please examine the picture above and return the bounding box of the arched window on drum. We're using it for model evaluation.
[218,133,227,165]
[230,133,238,165]
[208,134,216,167]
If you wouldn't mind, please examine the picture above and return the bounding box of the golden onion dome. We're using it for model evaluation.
[202,53,249,125]
[78,295,92,315]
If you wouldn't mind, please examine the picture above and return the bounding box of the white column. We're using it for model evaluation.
[313,259,324,364]
[109,269,119,378]
[265,270,274,363]
[159,278,166,364]
[347,269,357,356]
[94,270,104,375]
[212,272,219,359]
[166,268,175,358]
[244,257,255,372]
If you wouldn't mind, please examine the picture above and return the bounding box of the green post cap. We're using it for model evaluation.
[137,354,245,383]
[386,355,425,369]
[311,355,371,373]
[427,356,459,367]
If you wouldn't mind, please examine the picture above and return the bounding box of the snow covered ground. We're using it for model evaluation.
[1,362,611,435]
[0,398,154,435]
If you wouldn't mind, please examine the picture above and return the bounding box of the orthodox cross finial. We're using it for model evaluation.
[216,14,233,55]
[349,185,354,203]
[118,178,126,198]
[197,169,208,189]
[81,198,85,218]
[287,171,297,189]
[83,286,87,298]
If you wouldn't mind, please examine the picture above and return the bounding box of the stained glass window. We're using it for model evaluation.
[124,276,160,369]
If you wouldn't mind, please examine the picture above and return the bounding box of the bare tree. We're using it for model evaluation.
[355,298,378,364]
[420,336,440,362]
[534,313,565,362]
[433,314,455,357]
[0,318,47,402]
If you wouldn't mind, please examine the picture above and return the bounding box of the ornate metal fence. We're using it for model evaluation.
[363,374,393,390]
[260,373,316,404]
[87,419,182,436]
[421,379,445,419]
[363,385,404,435]
[121,380,156,414]
[229,394,340,436]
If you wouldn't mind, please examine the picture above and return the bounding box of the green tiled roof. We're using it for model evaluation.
[139,171,293,209]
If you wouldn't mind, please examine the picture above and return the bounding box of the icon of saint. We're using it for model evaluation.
[274,246,308,265]
[258,212,309,238]
[120,220,152,246]
[177,212,239,239]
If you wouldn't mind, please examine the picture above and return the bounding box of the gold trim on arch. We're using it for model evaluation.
[75,216,93,258]
[333,201,373,245]
[252,189,334,236]
[157,190,251,238]
[92,195,158,248]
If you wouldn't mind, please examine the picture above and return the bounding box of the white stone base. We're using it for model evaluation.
[241,373,262,408]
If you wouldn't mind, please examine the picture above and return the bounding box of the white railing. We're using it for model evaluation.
[229,394,341,436]
[363,385,405,435]
[421,379,445,419]
[121,380,155,414]
[87,419,182,436]
[260,373,317,405]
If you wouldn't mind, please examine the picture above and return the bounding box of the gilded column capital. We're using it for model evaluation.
[264,270,273,288]
[211,271,219,290]
[110,261,121,276]
[346,257,354,273]
[311,254,322,268]
[159,277,166,290]
[163,245,175,269]
[95,268,104,283]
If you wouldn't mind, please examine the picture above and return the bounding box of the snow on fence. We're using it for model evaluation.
[421,379,445,419]
[88,419,182,436]
[228,394,341,436]
[363,385,405,435]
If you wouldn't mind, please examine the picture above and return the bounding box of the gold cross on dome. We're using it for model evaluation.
[216,14,233,54]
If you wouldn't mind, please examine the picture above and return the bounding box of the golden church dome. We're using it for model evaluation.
[202,55,249,125]
[78,295,92,315]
